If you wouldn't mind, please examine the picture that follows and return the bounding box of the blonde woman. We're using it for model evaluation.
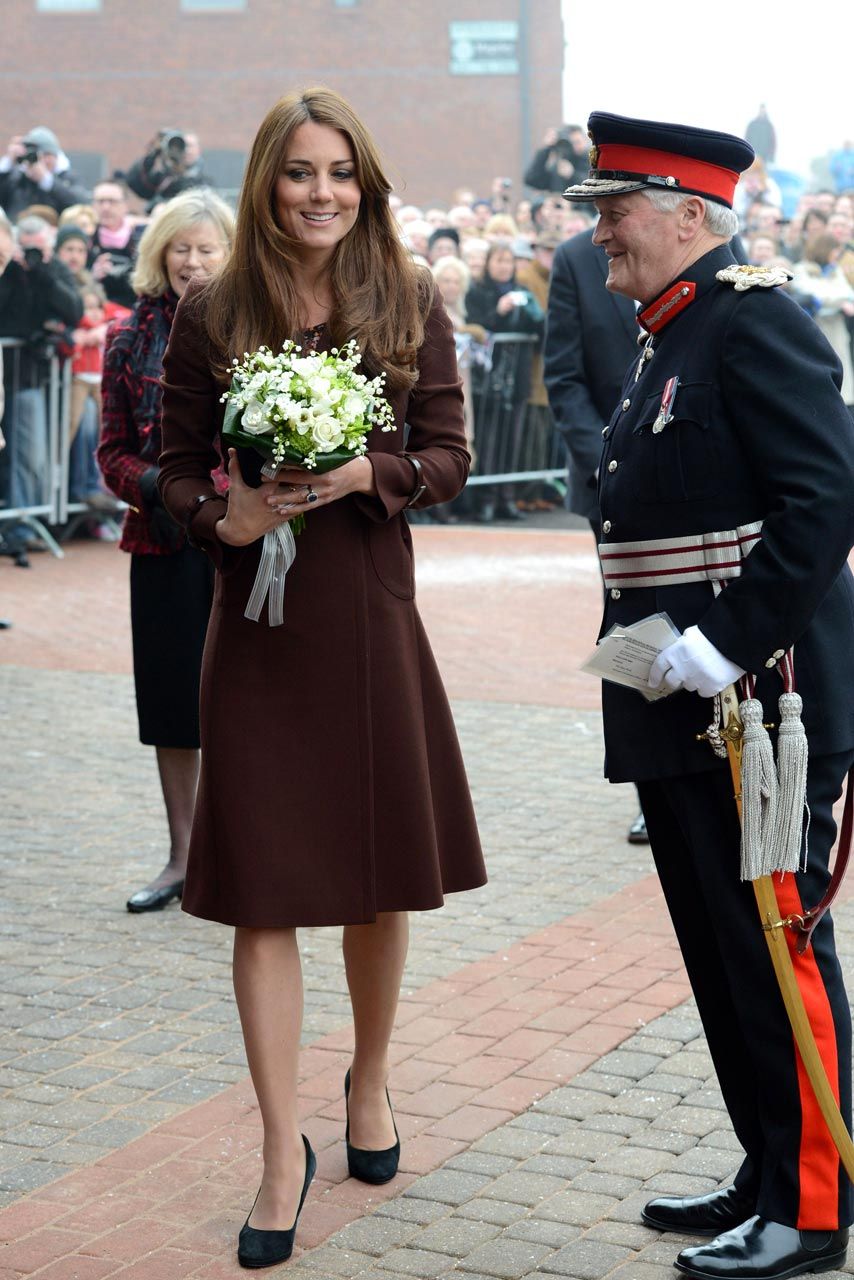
[97,189,234,912]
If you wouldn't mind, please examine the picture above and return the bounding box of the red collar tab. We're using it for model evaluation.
[595,143,740,206]
[638,281,696,334]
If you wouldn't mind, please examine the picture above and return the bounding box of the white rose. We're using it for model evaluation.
[311,417,346,451]
[242,399,272,435]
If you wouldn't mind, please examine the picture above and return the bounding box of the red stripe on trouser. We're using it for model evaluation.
[773,871,840,1228]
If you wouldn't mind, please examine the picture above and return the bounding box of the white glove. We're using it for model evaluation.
[648,625,745,698]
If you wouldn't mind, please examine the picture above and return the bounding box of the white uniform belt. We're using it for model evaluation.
[599,521,762,588]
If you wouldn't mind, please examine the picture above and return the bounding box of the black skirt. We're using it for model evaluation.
[130,545,214,748]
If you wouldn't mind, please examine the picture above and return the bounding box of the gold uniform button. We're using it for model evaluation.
[764,658,777,669]
[608,460,618,473]
[611,588,621,600]
[622,398,631,411]
[602,520,612,534]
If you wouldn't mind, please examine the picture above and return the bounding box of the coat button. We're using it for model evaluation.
[608,460,618,473]
[622,398,631,411]
[773,648,785,659]
[764,657,777,668]
[611,588,621,600]
[602,520,612,534]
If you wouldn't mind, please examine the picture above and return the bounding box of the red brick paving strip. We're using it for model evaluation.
[0,875,692,1276]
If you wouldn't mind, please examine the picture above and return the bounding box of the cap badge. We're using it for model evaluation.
[716,264,793,291]
[587,134,600,169]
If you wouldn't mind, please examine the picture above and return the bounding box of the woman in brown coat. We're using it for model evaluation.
[158,88,485,1268]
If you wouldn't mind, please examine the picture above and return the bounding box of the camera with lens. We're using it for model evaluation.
[21,246,44,270]
[156,129,187,170]
[17,148,40,167]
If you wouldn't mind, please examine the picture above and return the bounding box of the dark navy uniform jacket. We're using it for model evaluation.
[598,243,854,783]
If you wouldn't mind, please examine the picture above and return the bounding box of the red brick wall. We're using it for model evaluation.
[1,0,564,206]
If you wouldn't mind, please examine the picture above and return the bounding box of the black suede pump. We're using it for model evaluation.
[344,1069,400,1185]
[237,1134,316,1269]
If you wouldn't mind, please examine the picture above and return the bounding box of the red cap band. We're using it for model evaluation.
[597,143,740,206]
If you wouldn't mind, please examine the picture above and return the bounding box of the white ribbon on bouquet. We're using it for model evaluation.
[244,459,297,627]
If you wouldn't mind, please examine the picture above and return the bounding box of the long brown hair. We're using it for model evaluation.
[203,87,430,391]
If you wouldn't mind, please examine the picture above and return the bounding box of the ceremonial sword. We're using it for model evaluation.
[717,683,854,1181]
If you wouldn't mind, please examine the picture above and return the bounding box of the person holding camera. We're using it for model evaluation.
[0,127,90,223]
[88,180,146,311]
[524,124,590,194]
[124,129,214,213]
[0,214,83,565]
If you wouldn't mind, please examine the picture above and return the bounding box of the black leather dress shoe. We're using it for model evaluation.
[126,879,184,913]
[345,1069,400,1184]
[627,812,649,844]
[675,1216,848,1278]
[238,1134,316,1268]
[642,1184,757,1235]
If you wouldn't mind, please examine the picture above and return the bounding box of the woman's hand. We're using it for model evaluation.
[263,455,377,517]
[495,293,517,317]
[215,451,376,546]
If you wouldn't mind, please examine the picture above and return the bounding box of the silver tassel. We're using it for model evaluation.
[739,697,779,881]
[768,691,809,874]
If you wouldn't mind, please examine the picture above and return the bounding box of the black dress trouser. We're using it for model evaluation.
[637,750,854,1230]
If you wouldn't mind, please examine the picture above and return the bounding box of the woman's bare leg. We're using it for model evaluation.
[342,911,409,1148]
[233,927,306,1228]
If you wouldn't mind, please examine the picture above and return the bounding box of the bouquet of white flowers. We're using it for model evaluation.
[220,339,396,626]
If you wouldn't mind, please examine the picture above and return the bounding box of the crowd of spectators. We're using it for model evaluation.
[1,115,854,560]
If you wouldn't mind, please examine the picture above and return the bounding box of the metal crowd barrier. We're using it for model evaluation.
[0,338,120,558]
[464,331,567,495]
[0,337,72,556]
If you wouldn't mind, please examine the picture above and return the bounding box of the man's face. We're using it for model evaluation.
[57,237,88,275]
[18,228,53,264]
[93,184,127,230]
[592,191,685,303]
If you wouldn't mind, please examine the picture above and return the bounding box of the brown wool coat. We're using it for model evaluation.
[158,288,487,928]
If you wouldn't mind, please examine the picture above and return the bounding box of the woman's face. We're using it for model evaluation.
[487,248,515,284]
[435,267,463,307]
[462,243,487,280]
[165,220,228,298]
[274,121,361,259]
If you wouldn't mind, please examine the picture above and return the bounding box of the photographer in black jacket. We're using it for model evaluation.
[124,129,214,212]
[525,124,590,194]
[0,215,82,565]
[0,127,89,223]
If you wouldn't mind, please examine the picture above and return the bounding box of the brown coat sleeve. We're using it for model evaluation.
[355,289,470,522]
[157,286,234,570]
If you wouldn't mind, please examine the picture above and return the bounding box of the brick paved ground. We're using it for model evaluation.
[1,527,852,1278]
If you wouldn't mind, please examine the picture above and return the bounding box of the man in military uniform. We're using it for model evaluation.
[564,112,854,1279]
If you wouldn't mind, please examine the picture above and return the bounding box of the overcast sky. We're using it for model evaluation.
[561,0,851,179]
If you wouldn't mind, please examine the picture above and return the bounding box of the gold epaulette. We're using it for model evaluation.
[715,264,793,291]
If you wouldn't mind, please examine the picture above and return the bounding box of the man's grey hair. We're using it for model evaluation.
[641,189,739,240]
[16,214,54,242]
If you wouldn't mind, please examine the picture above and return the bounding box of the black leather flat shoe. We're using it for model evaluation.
[345,1068,400,1184]
[237,1134,316,1269]
[126,879,184,913]
[675,1216,848,1278]
[642,1183,757,1235]
[627,812,650,844]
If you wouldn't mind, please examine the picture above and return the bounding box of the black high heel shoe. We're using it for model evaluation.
[344,1069,400,1184]
[237,1133,316,1269]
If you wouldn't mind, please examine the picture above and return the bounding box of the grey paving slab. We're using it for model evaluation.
[1,664,645,1177]
[297,989,854,1280]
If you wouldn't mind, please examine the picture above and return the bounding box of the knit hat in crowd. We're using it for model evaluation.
[55,224,90,251]
[22,126,61,156]
[428,226,460,252]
